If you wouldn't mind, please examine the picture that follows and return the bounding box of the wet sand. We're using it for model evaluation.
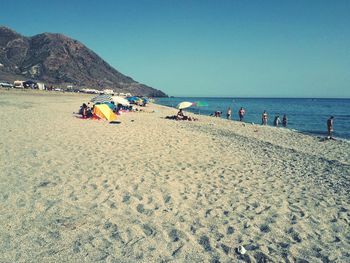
[0,90,349,262]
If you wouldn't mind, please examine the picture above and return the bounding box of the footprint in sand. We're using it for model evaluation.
[227,226,234,235]
[122,193,131,204]
[136,204,153,216]
[69,192,78,201]
[168,229,183,242]
[108,201,117,209]
[163,194,171,204]
[142,224,155,236]
[287,227,302,243]
[220,243,231,254]
[198,235,212,252]
[16,198,26,208]
[90,184,97,190]
[260,224,271,233]
[48,231,61,240]
[72,240,82,253]
[254,251,270,262]
[104,222,123,242]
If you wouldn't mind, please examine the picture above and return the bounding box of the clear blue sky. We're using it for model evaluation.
[1,0,350,97]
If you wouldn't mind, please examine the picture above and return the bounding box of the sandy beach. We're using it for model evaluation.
[0,90,349,262]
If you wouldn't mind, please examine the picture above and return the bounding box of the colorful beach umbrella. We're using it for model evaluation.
[176,101,193,109]
[91,94,112,104]
[193,101,208,107]
[126,96,142,104]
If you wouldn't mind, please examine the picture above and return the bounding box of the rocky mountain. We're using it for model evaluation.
[0,26,167,97]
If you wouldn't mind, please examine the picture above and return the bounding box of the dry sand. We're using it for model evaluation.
[0,90,349,262]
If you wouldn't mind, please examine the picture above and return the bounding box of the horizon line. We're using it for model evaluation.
[162,96,350,99]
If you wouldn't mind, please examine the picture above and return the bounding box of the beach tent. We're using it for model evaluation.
[176,101,193,109]
[111,96,130,106]
[91,94,112,104]
[102,102,117,111]
[93,104,117,121]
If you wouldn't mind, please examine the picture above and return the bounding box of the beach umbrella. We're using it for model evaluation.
[176,101,193,109]
[91,94,112,104]
[111,96,130,106]
[126,96,141,104]
[126,96,138,101]
[193,101,208,107]
[193,101,208,114]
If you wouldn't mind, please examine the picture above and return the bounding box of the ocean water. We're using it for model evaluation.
[155,97,350,140]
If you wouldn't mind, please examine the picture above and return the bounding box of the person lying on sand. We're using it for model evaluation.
[166,115,198,121]
[165,110,198,121]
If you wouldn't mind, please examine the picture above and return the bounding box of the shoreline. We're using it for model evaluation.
[154,101,350,142]
[1,90,349,262]
[154,96,350,141]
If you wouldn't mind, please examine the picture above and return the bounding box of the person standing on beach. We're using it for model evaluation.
[327,116,334,139]
[282,115,288,127]
[226,107,232,119]
[238,107,245,121]
[262,110,268,125]
[273,115,281,126]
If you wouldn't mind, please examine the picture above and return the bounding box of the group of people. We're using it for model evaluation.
[219,107,246,121]
[223,107,288,127]
[80,103,93,118]
[80,101,336,139]
[79,101,135,119]
[232,108,335,139]
[166,109,198,121]
[261,111,288,127]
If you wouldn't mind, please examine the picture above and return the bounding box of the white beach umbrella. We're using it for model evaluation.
[176,101,193,109]
[111,96,130,106]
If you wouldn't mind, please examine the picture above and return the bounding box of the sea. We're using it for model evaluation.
[155,97,350,140]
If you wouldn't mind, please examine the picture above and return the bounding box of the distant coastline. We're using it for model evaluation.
[161,96,350,100]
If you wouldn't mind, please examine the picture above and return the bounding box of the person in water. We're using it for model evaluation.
[327,116,334,139]
[226,107,232,119]
[261,110,268,125]
[214,111,222,117]
[273,115,281,127]
[282,115,288,127]
[238,107,245,121]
